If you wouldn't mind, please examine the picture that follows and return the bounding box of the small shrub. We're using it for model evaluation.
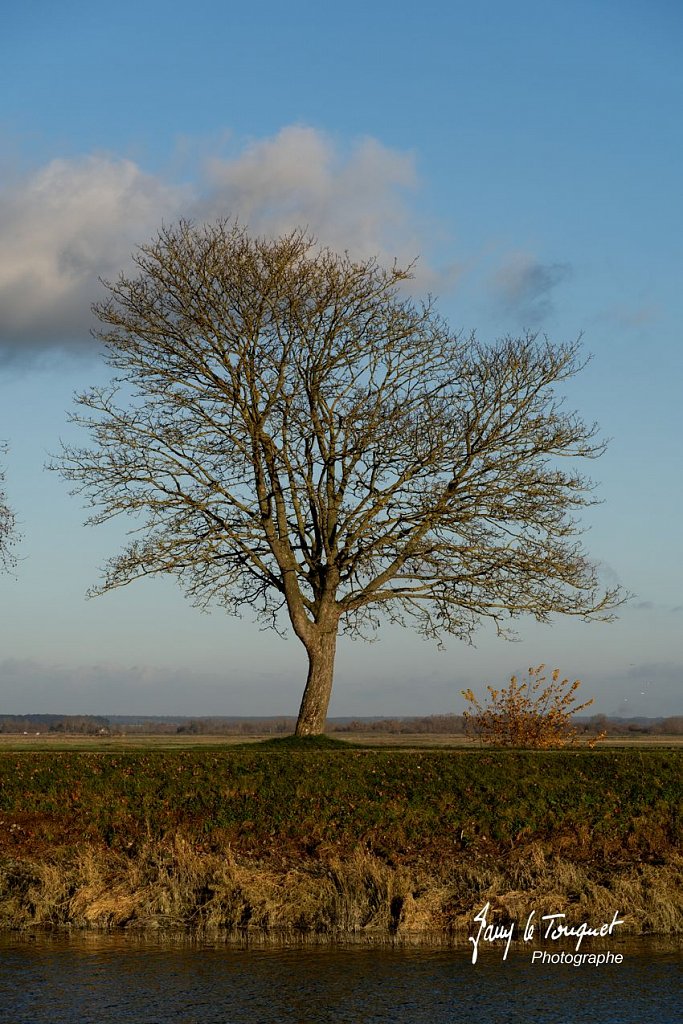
[462,664,602,748]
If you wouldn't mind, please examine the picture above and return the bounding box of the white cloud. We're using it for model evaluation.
[203,126,420,264]
[0,156,191,353]
[0,127,448,358]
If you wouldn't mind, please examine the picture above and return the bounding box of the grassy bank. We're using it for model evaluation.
[0,747,681,939]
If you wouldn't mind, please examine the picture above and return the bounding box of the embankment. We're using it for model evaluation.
[0,746,680,939]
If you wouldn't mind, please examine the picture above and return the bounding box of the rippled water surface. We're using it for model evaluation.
[0,934,680,1023]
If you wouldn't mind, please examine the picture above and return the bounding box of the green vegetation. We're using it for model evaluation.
[0,748,680,937]
[1,747,679,855]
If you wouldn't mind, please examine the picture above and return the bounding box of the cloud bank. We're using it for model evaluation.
[0,126,435,358]
[1,654,680,718]
[0,657,300,716]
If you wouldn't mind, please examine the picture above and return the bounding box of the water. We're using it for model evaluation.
[0,934,679,1023]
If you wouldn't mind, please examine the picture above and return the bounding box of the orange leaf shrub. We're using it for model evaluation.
[462,665,601,748]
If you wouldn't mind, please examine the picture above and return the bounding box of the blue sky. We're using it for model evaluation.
[0,0,681,718]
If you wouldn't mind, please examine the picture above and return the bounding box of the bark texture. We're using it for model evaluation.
[295,629,338,735]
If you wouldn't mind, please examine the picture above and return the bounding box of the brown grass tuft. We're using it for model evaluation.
[1,836,681,939]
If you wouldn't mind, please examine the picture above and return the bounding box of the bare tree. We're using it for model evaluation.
[56,221,624,735]
[0,442,17,573]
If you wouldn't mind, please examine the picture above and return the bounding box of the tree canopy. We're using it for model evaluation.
[57,220,624,734]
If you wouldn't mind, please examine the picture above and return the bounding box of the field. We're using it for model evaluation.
[1,732,681,751]
[0,742,681,940]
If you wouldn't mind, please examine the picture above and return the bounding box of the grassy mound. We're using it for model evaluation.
[253,733,359,750]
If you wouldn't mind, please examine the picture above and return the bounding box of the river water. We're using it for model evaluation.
[0,934,679,1023]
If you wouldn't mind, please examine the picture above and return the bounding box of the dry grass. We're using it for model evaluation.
[1,836,680,940]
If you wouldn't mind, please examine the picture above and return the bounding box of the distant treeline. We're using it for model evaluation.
[0,715,110,735]
[331,714,467,734]
[1,712,682,736]
[0,714,295,736]
[579,714,683,737]
[331,714,683,736]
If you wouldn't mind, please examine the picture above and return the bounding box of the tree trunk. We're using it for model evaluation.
[295,627,338,736]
